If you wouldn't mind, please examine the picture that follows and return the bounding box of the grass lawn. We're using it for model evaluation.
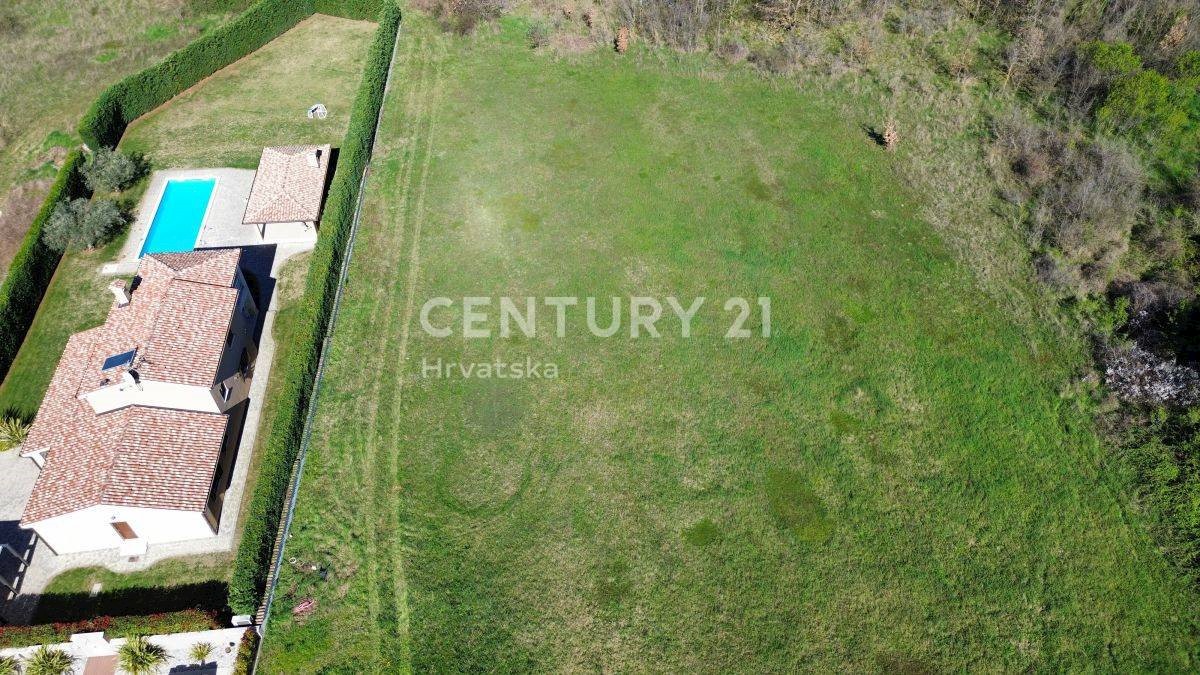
[33,556,231,623]
[120,14,377,170]
[259,15,1200,672]
[0,0,236,275]
[0,234,127,417]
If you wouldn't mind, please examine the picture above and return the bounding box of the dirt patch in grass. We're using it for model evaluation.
[0,179,50,276]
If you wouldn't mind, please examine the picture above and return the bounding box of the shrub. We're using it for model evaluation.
[527,22,551,49]
[231,629,258,675]
[228,1,401,615]
[189,641,215,664]
[43,198,125,253]
[24,647,73,675]
[117,636,168,675]
[81,147,140,193]
[0,150,86,383]
[430,0,505,35]
[0,610,219,649]
[614,0,727,51]
[0,415,30,451]
[0,655,17,675]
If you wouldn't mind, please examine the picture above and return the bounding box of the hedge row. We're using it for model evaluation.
[228,0,401,616]
[0,609,219,649]
[78,0,387,149]
[316,0,386,21]
[0,152,86,383]
[78,0,311,149]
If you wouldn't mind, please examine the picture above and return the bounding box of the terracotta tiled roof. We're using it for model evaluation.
[21,408,227,523]
[242,145,332,224]
[20,249,243,525]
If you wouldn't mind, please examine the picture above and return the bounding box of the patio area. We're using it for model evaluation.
[102,168,318,276]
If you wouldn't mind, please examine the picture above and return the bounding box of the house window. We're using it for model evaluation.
[220,382,232,402]
[239,348,251,378]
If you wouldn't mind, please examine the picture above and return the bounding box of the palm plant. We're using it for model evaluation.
[0,654,19,675]
[188,642,214,664]
[117,636,168,675]
[0,415,29,451]
[24,646,72,675]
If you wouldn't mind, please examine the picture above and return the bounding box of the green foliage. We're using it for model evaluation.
[315,0,385,20]
[1097,70,1187,134]
[81,147,139,193]
[23,647,73,675]
[189,641,215,664]
[44,198,125,253]
[1075,295,1130,337]
[0,150,86,384]
[0,415,30,451]
[1123,407,1200,573]
[1177,50,1200,78]
[0,655,17,675]
[117,636,168,675]
[1081,40,1142,75]
[0,610,219,649]
[231,629,259,675]
[227,0,400,615]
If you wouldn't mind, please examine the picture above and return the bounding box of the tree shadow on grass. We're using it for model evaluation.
[31,580,229,624]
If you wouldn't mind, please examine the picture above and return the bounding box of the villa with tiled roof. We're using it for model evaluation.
[19,249,258,556]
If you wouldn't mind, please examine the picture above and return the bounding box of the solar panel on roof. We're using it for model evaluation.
[101,349,136,371]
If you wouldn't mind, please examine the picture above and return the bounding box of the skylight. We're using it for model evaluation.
[101,349,136,371]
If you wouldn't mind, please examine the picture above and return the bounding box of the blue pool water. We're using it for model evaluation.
[139,178,216,255]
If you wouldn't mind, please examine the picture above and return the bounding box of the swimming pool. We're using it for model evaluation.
[139,178,216,255]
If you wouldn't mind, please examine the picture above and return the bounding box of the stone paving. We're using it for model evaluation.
[0,243,310,625]
[103,168,256,276]
[0,626,248,674]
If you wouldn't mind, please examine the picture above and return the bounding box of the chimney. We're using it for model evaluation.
[109,279,130,307]
[307,148,321,168]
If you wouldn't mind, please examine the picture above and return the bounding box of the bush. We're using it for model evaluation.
[43,198,125,253]
[231,629,259,675]
[228,1,401,615]
[0,610,220,649]
[24,647,73,675]
[0,150,86,383]
[81,147,140,193]
[615,0,727,51]
[0,415,30,451]
[429,0,505,35]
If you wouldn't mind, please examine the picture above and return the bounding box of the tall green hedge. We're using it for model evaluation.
[228,1,401,616]
[316,0,385,20]
[0,152,86,382]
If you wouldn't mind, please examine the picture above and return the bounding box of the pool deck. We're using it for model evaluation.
[104,168,257,275]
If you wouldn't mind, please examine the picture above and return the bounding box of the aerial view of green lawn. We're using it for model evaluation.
[259,14,1200,672]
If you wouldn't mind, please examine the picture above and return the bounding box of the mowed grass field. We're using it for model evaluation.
[120,14,377,169]
[260,15,1200,672]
